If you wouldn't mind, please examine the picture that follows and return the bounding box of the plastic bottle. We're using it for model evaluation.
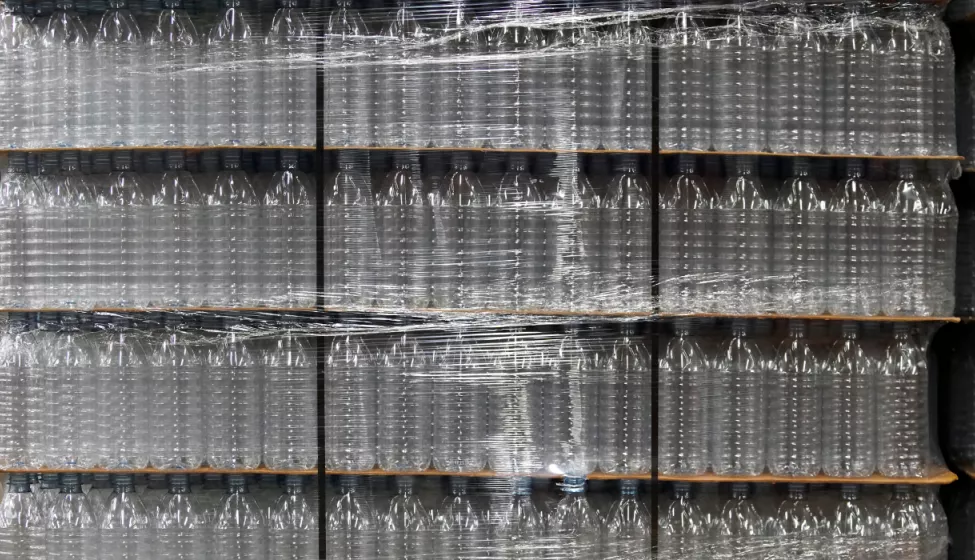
[7,155,47,309]
[323,0,370,147]
[712,3,764,152]
[552,327,600,477]
[772,483,822,559]
[602,0,651,151]
[660,155,716,313]
[486,1,543,149]
[206,0,262,146]
[322,150,378,307]
[715,156,771,314]
[0,473,45,559]
[205,150,259,306]
[824,1,880,155]
[660,4,711,151]
[98,475,151,559]
[0,3,37,149]
[882,161,934,316]
[927,10,956,157]
[149,321,205,470]
[823,322,876,477]
[659,482,708,559]
[46,320,98,469]
[268,476,317,560]
[434,152,487,308]
[772,158,828,313]
[711,320,766,476]
[324,336,377,471]
[95,152,150,307]
[155,474,208,560]
[660,319,708,475]
[488,153,544,309]
[213,475,264,560]
[92,0,144,147]
[827,159,882,315]
[205,327,262,469]
[878,325,929,478]
[147,0,203,147]
[603,326,650,474]
[604,480,652,558]
[37,0,87,148]
[545,154,599,309]
[768,3,824,154]
[49,152,96,308]
[0,154,28,301]
[547,477,601,558]
[601,155,652,309]
[377,334,431,471]
[429,0,483,148]
[150,151,205,306]
[767,321,821,476]
[96,324,150,469]
[0,316,32,467]
[377,476,431,559]
[376,151,432,308]
[880,485,923,558]
[431,338,487,473]
[262,150,315,307]
[916,486,949,560]
[718,483,765,558]
[927,161,958,316]
[264,0,315,147]
[263,332,315,469]
[828,485,875,558]
[374,0,424,148]
[489,477,544,559]
[881,4,930,156]
[46,474,98,560]
[325,476,377,559]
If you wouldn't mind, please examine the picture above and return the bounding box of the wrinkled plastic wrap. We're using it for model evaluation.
[325,476,950,560]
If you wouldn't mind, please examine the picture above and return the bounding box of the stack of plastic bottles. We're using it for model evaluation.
[0,315,317,471]
[0,149,315,309]
[324,475,949,560]
[0,472,318,559]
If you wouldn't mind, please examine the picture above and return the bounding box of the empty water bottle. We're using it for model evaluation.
[878,325,930,478]
[326,476,377,559]
[377,334,432,471]
[824,2,881,155]
[324,336,377,471]
[712,4,764,152]
[601,155,652,309]
[155,474,208,560]
[660,319,708,475]
[660,5,711,151]
[213,475,264,560]
[927,161,958,316]
[604,480,652,558]
[823,323,876,477]
[603,1,651,151]
[46,474,98,560]
[323,151,378,307]
[262,150,315,307]
[206,0,262,146]
[712,320,766,476]
[490,477,544,558]
[37,0,86,148]
[92,0,144,147]
[264,0,315,147]
[659,483,709,559]
[718,483,766,558]
[0,474,45,560]
[206,328,262,470]
[269,476,317,560]
[547,477,601,558]
[323,0,370,147]
[882,161,934,316]
[146,0,204,147]
[767,3,824,154]
[827,159,882,315]
[149,322,205,470]
[767,320,821,476]
[96,325,150,469]
[263,332,315,469]
[882,4,931,156]
[98,475,151,560]
[378,476,431,559]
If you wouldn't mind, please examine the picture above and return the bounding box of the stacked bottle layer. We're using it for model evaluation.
[325,150,957,316]
[325,321,942,478]
[319,0,955,156]
[661,319,941,479]
[0,0,314,148]
[0,472,318,560]
[0,150,315,310]
[0,316,317,471]
[325,475,949,560]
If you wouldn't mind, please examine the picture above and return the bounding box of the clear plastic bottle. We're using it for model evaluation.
[155,474,208,560]
[881,485,923,558]
[601,155,652,310]
[825,2,880,156]
[715,156,771,314]
[376,151,432,308]
[262,150,314,307]
[377,476,431,559]
[98,474,151,560]
[95,152,149,307]
[602,326,650,474]
[324,336,377,471]
[827,159,882,315]
[46,473,98,560]
[96,325,150,469]
[718,483,765,558]
[146,0,203,147]
[916,486,949,560]
[878,325,930,478]
[881,4,930,156]
[660,319,708,475]
[323,150,379,307]
[323,0,371,147]
[711,3,764,153]
[434,152,487,308]
[767,3,824,154]
[264,0,315,147]
[602,0,651,151]
[772,158,828,314]
[268,476,317,560]
[37,0,86,148]
[206,0,262,146]
[488,477,544,559]
[552,328,600,477]
[213,475,265,560]
[0,3,37,149]
[546,477,601,558]
[377,334,431,471]
[149,321,205,470]
[545,154,598,309]
[430,0,484,148]
[0,316,32,467]
[604,480,652,558]
[926,161,958,316]
[149,151,205,306]
[485,1,543,149]
[205,328,262,470]
[49,152,96,309]
[92,0,144,147]
[767,320,821,476]
[432,338,487,473]
[660,4,711,151]
[659,482,709,559]
[712,320,766,476]
[823,322,876,477]
[771,484,822,559]
[375,1,423,148]
[927,10,956,157]
[46,321,98,469]
[0,162,36,306]
[828,484,875,558]
[660,155,716,313]
[204,150,259,306]
[325,476,377,559]
[0,473,45,559]
[263,332,315,469]
[881,161,934,316]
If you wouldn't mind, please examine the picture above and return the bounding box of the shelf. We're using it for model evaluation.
[0,466,317,475]
[325,468,957,485]
[0,145,316,153]
[656,312,959,323]
[661,149,963,161]
[0,307,317,314]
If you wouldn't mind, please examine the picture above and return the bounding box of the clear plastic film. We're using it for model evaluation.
[324,477,951,560]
